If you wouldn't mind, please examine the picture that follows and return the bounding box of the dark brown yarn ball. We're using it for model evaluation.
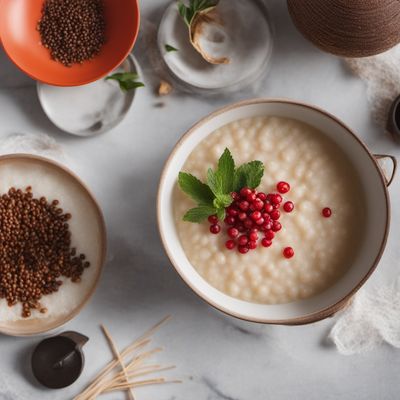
[287,0,400,57]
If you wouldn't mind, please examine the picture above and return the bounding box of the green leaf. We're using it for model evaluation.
[206,149,235,197]
[207,168,223,197]
[106,72,145,93]
[216,148,235,194]
[178,172,214,205]
[234,161,264,191]
[213,193,232,209]
[183,205,217,223]
[216,207,225,221]
[177,0,219,27]
[165,44,178,52]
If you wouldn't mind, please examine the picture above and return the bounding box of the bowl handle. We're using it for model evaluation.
[374,154,397,187]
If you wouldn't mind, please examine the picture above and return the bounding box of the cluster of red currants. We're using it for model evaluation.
[208,181,295,257]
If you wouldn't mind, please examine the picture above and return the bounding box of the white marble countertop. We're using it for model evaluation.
[1,1,400,399]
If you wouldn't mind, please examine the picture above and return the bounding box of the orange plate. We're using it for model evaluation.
[0,0,140,86]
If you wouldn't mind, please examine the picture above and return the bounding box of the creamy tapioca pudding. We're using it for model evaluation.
[174,116,366,304]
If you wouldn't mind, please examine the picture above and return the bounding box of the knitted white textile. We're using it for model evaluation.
[330,279,400,355]
[345,44,400,127]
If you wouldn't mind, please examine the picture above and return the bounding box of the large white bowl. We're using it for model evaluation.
[158,99,396,325]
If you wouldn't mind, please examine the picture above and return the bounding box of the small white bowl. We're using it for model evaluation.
[37,54,140,136]
[157,98,395,325]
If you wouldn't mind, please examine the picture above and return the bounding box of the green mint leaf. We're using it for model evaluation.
[234,161,264,191]
[177,0,219,27]
[183,205,217,223]
[178,172,214,205]
[165,44,179,52]
[106,73,145,93]
[207,168,223,196]
[207,149,235,196]
[213,193,232,209]
[216,148,235,194]
[216,207,225,221]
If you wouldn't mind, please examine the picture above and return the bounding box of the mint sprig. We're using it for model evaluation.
[178,148,264,223]
[177,0,219,27]
[106,72,145,92]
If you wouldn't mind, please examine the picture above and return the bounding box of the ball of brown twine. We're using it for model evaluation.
[287,0,400,57]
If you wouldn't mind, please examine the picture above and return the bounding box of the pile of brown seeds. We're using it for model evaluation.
[37,0,106,67]
[0,187,90,318]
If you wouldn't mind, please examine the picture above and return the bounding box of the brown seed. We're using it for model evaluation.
[0,186,90,317]
[37,0,106,67]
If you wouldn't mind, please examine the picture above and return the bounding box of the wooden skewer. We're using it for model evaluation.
[101,324,135,400]
[108,365,177,387]
[74,316,174,400]
[75,338,151,399]
[104,378,182,393]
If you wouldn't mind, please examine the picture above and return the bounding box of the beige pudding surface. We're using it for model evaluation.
[174,116,366,304]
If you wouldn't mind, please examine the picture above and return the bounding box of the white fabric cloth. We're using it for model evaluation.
[330,48,400,355]
[330,279,400,355]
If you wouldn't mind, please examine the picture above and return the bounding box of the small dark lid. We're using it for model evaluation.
[31,335,85,389]
[387,95,400,141]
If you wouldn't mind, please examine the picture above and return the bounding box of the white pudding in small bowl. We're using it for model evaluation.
[174,116,366,304]
[0,154,106,336]
[158,99,393,324]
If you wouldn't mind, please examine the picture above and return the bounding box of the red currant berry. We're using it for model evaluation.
[231,192,240,200]
[239,201,249,211]
[210,224,221,234]
[249,231,258,241]
[255,218,265,226]
[261,238,272,247]
[224,216,236,225]
[238,212,247,221]
[246,192,257,202]
[283,247,294,258]
[270,209,280,220]
[264,230,275,240]
[248,240,257,250]
[277,181,290,194]
[271,194,282,205]
[253,199,264,211]
[225,240,236,250]
[208,215,218,224]
[238,235,249,246]
[244,218,254,229]
[237,224,246,232]
[238,245,249,254]
[264,203,273,213]
[240,187,252,198]
[227,227,239,238]
[262,222,272,231]
[250,211,262,221]
[227,207,238,217]
[283,201,294,213]
[262,213,271,221]
[272,221,282,232]
[322,207,332,218]
[257,192,267,201]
